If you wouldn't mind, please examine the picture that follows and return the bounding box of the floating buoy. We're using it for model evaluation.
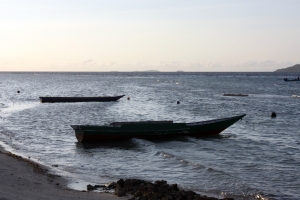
[17,90,20,93]
[177,101,180,104]
[127,97,130,100]
[271,112,276,118]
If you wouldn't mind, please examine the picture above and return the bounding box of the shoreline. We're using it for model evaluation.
[0,145,123,200]
[0,145,236,200]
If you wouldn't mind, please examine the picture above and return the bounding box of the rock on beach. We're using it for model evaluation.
[89,179,234,200]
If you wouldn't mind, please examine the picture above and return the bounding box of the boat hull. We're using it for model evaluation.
[71,114,246,142]
[39,95,125,103]
[284,78,300,82]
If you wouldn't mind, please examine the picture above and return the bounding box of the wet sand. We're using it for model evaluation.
[0,146,123,200]
[0,145,234,200]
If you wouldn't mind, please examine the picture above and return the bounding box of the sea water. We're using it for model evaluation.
[0,72,299,200]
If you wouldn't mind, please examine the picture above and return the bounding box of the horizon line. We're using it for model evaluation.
[0,71,281,73]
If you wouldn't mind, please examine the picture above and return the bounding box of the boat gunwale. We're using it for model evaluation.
[39,95,125,99]
[71,114,246,130]
[39,95,125,103]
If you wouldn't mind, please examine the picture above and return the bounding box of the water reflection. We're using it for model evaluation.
[74,134,231,149]
[75,139,140,150]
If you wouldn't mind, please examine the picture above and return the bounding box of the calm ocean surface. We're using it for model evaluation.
[0,72,299,200]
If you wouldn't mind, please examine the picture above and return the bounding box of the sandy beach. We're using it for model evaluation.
[0,146,123,200]
[0,146,232,200]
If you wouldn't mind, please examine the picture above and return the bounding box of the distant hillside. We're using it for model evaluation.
[274,64,300,72]
[133,70,160,72]
[144,70,160,72]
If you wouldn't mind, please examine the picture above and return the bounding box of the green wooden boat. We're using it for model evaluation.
[71,114,246,142]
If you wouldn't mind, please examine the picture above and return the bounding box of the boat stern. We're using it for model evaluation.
[70,125,85,142]
[70,125,80,130]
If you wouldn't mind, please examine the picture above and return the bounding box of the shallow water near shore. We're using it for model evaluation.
[0,72,299,200]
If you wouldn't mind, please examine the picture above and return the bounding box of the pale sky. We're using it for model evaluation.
[1,0,300,72]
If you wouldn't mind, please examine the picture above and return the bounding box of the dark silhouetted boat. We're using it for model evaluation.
[283,77,300,82]
[223,94,248,97]
[71,114,246,142]
[39,95,125,103]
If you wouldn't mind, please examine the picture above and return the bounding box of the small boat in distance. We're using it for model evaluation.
[39,95,125,103]
[71,114,246,142]
[223,94,248,97]
[283,77,300,82]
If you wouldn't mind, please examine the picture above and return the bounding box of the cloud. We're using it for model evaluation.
[2,59,298,72]
[82,59,94,65]
[235,60,296,72]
